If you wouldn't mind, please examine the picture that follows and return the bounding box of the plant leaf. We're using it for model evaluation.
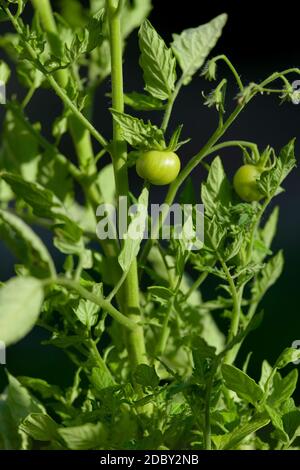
[275,347,300,369]
[215,416,270,450]
[133,364,159,388]
[58,422,107,450]
[171,14,228,85]
[201,156,231,217]
[139,19,176,100]
[118,187,148,272]
[6,373,45,424]
[110,109,165,150]
[124,92,166,111]
[222,364,263,405]
[268,369,298,406]
[20,413,59,442]
[0,209,56,277]
[0,277,44,346]
[252,251,284,300]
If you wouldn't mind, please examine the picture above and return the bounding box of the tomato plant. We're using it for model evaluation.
[0,0,300,454]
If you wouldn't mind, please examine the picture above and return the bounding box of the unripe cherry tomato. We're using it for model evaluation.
[233,164,264,202]
[136,150,181,186]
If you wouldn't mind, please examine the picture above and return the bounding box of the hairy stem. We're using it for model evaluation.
[213,55,244,91]
[55,278,137,331]
[107,0,148,368]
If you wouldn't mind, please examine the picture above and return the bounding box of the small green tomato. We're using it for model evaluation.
[136,150,181,186]
[233,164,264,202]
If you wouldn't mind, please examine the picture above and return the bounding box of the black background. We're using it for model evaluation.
[1,0,300,388]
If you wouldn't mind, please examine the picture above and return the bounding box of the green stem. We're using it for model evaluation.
[107,0,148,368]
[90,339,115,383]
[21,83,36,109]
[184,271,208,301]
[220,257,241,345]
[209,140,260,161]
[161,76,185,132]
[203,361,218,450]
[213,55,244,91]
[140,68,300,268]
[140,104,245,266]
[55,278,137,331]
[46,74,107,148]
[155,258,186,358]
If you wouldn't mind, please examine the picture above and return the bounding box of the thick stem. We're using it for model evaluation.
[107,0,148,368]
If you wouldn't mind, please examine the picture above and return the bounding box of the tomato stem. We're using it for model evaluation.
[107,0,148,368]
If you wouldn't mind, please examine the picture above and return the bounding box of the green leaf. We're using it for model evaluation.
[147,286,174,303]
[73,284,102,329]
[252,251,284,300]
[265,404,289,442]
[167,124,191,152]
[1,109,40,184]
[65,9,105,61]
[124,92,166,111]
[58,422,107,450]
[0,7,9,23]
[282,408,300,441]
[0,209,56,277]
[222,364,263,405]
[171,14,228,85]
[90,366,115,391]
[118,187,148,272]
[133,364,159,388]
[268,369,298,406]
[38,150,74,203]
[1,172,82,244]
[0,397,20,450]
[110,110,165,150]
[275,347,300,369]
[20,413,59,442]
[0,172,62,218]
[17,377,62,400]
[258,140,296,197]
[192,338,216,382]
[205,217,226,251]
[201,156,231,217]
[260,206,279,251]
[215,416,270,450]
[0,277,44,346]
[259,360,273,388]
[139,19,176,100]
[6,373,45,424]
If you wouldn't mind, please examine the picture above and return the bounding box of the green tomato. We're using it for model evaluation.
[136,150,181,186]
[233,164,264,202]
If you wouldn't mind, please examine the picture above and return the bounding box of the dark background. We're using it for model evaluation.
[1,0,300,388]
